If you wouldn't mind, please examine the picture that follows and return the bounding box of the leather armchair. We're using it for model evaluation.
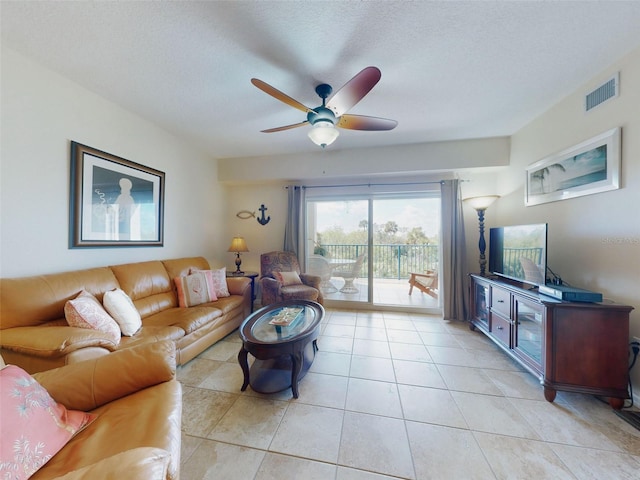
[28,341,181,479]
[260,251,323,306]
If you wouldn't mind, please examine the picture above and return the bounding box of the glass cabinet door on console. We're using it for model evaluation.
[513,295,544,373]
[471,279,489,328]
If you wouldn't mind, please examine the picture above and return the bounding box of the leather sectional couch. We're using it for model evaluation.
[4,340,183,479]
[0,257,252,373]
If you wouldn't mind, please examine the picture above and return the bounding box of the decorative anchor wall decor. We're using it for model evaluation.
[257,204,271,225]
[235,205,271,226]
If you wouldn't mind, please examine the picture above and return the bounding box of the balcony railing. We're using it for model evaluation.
[317,244,439,280]
[314,245,542,281]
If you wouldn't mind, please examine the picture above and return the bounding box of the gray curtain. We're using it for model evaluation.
[283,185,305,262]
[440,179,469,321]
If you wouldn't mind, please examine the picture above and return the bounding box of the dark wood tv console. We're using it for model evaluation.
[469,274,634,409]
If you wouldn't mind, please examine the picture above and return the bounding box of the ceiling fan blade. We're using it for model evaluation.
[261,121,309,133]
[326,66,382,117]
[337,114,397,131]
[251,78,314,114]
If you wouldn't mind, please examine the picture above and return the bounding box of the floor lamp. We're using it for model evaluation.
[464,196,500,276]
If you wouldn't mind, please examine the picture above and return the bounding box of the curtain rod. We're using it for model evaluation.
[285,179,466,189]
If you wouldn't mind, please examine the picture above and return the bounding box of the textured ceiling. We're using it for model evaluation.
[3,1,640,160]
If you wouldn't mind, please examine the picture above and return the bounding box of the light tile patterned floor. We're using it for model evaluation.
[178,308,640,479]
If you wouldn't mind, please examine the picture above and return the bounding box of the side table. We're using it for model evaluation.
[226,270,258,312]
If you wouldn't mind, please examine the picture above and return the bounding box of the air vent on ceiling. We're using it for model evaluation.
[585,73,619,112]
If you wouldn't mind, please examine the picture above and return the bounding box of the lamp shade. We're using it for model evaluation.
[227,236,249,253]
[464,195,500,211]
[308,120,339,147]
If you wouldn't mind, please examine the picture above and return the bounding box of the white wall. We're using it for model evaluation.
[467,46,640,394]
[0,47,224,276]
[218,137,510,183]
[221,174,452,276]
[219,136,512,277]
[223,183,289,274]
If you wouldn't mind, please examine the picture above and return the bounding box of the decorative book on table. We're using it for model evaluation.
[269,307,303,327]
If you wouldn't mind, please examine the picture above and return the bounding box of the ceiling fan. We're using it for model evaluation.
[251,66,397,148]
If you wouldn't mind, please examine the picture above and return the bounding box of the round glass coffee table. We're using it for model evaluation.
[238,300,324,398]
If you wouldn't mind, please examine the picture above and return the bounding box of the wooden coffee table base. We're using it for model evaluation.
[239,339,318,398]
[238,300,324,399]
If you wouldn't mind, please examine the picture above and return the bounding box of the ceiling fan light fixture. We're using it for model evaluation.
[308,120,339,148]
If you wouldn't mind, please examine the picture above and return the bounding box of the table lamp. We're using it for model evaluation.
[228,236,249,274]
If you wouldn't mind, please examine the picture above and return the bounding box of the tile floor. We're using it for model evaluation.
[178,308,640,479]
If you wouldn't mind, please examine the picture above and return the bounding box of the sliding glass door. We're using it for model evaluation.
[306,199,371,304]
[371,196,440,308]
[305,192,440,311]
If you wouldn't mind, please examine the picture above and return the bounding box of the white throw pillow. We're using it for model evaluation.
[103,288,142,336]
[274,271,303,286]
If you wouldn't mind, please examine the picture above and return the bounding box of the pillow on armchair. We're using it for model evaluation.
[260,251,323,306]
[274,271,303,286]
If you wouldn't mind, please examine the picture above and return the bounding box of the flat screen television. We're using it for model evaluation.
[488,223,548,287]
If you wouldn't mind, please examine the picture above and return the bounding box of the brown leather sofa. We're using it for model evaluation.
[16,340,182,479]
[0,257,251,373]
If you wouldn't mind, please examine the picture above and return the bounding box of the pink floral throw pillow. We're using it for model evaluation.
[190,267,230,298]
[64,290,121,345]
[0,365,95,479]
[174,272,218,307]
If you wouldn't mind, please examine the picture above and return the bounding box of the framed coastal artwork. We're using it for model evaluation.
[525,127,621,206]
[69,142,165,247]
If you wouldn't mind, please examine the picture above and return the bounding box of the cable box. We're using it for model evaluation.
[539,284,602,303]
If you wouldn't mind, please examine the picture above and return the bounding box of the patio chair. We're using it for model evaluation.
[307,255,338,294]
[333,254,366,294]
[408,270,438,298]
[519,257,545,285]
[260,251,323,305]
